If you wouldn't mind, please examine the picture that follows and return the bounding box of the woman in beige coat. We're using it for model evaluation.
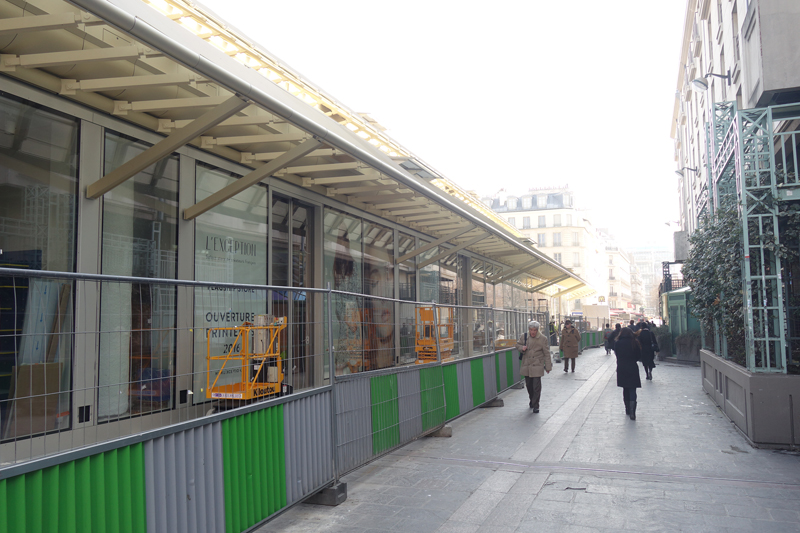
[560,320,582,373]
[516,320,552,413]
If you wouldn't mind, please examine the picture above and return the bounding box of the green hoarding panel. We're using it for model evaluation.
[0,444,145,533]
[371,374,400,455]
[420,366,446,431]
[222,405,287,533]
[506,350,514,386]
[443,364,460,420]
[470,358,485,406]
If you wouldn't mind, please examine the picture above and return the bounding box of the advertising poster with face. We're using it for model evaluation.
[193,165,267,402]
[323,210,363,375]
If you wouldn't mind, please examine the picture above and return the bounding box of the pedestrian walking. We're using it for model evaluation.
[637,322,659,380]
[613,327,642,420]
[560,319,581,372]
[603,323,614,355]
[516,320,552,413]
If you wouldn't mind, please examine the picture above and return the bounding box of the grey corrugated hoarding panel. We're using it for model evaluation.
[335,377,373,474]
[456,361,473,415]
[483,355,497,399]
[284,391,334,505]
[498,352,508,390]
[397,369,422,445]
[145,422,225,533]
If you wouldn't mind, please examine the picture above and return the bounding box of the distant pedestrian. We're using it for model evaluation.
[603,323,614,355]
[560,320,581,373]
[516,320,552,413]
[627,319,636,331]
[613,328,642,420]
[549,320,557,346]
[637,322,659,380]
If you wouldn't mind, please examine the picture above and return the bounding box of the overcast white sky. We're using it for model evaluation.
[201,0,686,251]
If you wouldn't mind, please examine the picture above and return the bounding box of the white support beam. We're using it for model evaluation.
[551,283,585,298]
[161,114,287,131]
[243,149,335,163]
[201,132,306,147]
[0,12,103,35]
[395,225,476,264]
[184,138,322,220]
[0,46,157,71]
[278,162,360,175]
[417,221,469,231]
[383,207,433,216]
[304,173,381,186]
[88,96,249,199]
[61,73,202,95]
[527,274,571,293]
[399,213,452,222]
[490,258,545,284]
[374,199,428,210]
[354,192,417,204]
[418,233,487,269]
[115,95,231,115]
[326,183,398,196]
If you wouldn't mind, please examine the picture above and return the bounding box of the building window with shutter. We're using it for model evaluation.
[537,233,546,246]
[523,216,530,228]
[553,233,562,246]
[554,214,561,227]
[538,215,546,228]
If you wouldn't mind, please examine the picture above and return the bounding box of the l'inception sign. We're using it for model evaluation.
[205,235,257,260]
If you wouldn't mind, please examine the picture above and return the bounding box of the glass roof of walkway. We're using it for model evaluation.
[0,0,594,299]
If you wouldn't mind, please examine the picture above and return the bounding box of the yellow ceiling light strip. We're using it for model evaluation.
[139,0,408,158]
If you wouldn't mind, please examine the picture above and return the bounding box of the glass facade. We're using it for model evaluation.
[0,93,78,439]
[99,132,179,420]
[193,163,268,403]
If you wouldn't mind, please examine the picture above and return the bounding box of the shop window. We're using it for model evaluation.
[193,163,268,403]
[324,209,363,375]
[0,94,78,439]
[272,195,316,389]
[99,132,178,420]
[398,232,416,362]
[364,221,395,370]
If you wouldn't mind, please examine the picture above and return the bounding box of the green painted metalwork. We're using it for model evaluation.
[443,363,460,420]
[222,406,287,533]
[420,366,446,431]
[737,107,787,372]
[470,358,485,407]
[706,101,796,372]
[370,374,400,455]
[0,444,145,533]
[505,350,514,386]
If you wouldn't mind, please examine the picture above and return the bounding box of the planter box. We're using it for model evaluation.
[701,349,800,448]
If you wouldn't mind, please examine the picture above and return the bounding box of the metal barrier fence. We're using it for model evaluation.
[0,268,528,533]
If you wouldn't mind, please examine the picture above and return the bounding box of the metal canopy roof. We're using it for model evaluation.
[0,0,594,299]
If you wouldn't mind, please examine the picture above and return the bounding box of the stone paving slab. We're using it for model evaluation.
[257,347,800,532]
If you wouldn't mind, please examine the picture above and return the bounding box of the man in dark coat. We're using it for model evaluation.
[637,323,659,380]
[603,323,614,355]
[613,328,641,420]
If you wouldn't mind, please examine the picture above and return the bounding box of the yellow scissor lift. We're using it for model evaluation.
[415,306,454,364]
[206,316,287,403]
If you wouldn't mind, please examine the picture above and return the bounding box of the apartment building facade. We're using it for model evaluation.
[484,187,639,318]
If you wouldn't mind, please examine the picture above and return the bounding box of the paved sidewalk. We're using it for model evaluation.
[259,347,800,532]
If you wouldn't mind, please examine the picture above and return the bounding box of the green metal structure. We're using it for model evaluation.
[709,101,800,373]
